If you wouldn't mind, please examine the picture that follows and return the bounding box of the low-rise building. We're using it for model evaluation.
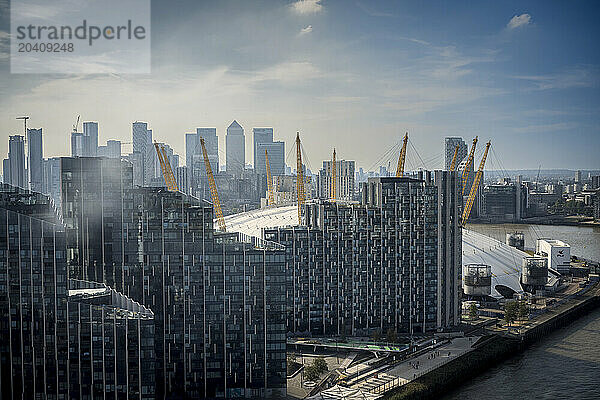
[536,238,570,274]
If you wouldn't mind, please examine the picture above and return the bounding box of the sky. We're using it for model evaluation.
[0,0,599,171]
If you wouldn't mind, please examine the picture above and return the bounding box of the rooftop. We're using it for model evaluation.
[225,204,527,298]
[538,238,570,247]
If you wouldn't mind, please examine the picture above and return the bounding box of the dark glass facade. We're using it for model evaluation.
[60,157,134,284]
[0,184,155,400]
[55,157,289,398]
[67,280,155,400]
[110,188,287,398]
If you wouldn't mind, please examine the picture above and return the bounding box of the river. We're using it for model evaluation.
[444,223,600,399]
[468,223,600,262]
[443,306,600,400]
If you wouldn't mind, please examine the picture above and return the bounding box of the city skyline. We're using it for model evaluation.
[1,0,599,170]
[1,2,599,400]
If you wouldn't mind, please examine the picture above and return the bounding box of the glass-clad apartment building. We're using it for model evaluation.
[264,173,461,336]
[60,157,134,284]
[54,157,289,399]
[0,184,155,400]
[111,188,287,399]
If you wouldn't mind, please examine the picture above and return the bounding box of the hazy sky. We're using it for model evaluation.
[1,0,599,171]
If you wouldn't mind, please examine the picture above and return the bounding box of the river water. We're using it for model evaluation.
[444,224,600,399]
[443,307,600,400]
[468,223,600,262]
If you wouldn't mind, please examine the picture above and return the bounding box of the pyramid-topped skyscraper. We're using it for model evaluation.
[226,120,245,176]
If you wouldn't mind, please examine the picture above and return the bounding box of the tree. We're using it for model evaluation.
[504,301,518,326]
[469,303,478,320]
[313,357,328,374]
[372,329,381,342]
[386,328,398,343]
[517,301,529,321]
[303,364,320,382]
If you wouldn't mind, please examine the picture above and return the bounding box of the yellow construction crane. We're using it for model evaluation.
[72,115,80,132]
[199,137,226,232]
[449,144,460,171]
[161,146,178,190]
[395,133,409,177]
[462,141,491,225]
[296,132,306,224]
[331,148,337,200]
[154,142,178,192]
[265,149,275,206]
[461,136,478,195]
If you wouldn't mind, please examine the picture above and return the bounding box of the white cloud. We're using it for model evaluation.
[514,66,599,90]
[507,13,532,30]
[291,0,323,15]
[254,61,321,84]
[299,25,313,36]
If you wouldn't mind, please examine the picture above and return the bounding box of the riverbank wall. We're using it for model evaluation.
[383,284,600,400]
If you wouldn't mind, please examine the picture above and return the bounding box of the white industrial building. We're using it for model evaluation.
[536,238,571,274]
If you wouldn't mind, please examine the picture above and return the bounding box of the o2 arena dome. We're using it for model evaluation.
[225,205,526,299]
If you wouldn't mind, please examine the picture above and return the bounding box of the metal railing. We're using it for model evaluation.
[529,280,597,320]
[369,363,438,394]
[235,231,286,251]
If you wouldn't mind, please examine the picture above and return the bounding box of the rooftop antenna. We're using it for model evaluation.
[16,116,29,142]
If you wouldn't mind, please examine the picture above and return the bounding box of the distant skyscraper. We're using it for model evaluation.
[447,137,477,215]
[186,128,219,197]
[253,128,285,176]
[444,137,468,170]
[3,135,26,189]
[82,121,98,156]
[2,159,9,184]
[42,157,61,208]
[196,127,219,172]
[149,142,178,187]
[98,139,122,159]
[575,170,582,183]
[70,130,84,157]
[226,120,245,176]
[175,165,189,194]
[256,142,285,176]
[253,127,273,170]
[132,121,154,185]
[27,128,43,192]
